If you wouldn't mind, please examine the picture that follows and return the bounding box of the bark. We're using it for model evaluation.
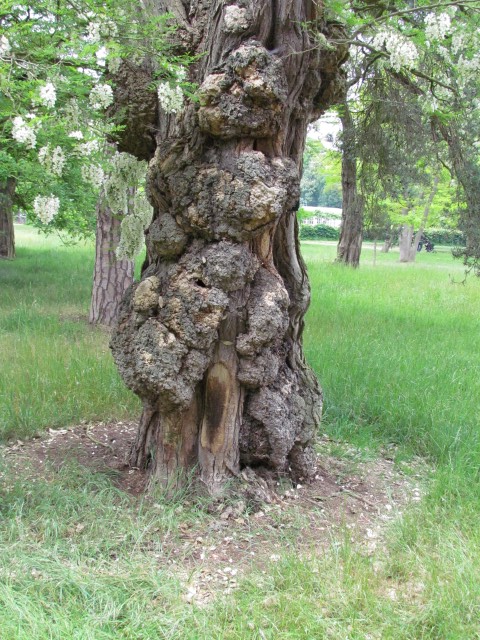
[0,178,16,260]
[381,236,392,253]
[398,223,414,262]
[337,101,363,267]
[409,174,440,262]
[111,1,347,494]
[89,200,134,326]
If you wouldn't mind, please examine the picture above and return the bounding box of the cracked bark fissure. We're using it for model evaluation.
[111,0,347,494]
[89,200,134,326]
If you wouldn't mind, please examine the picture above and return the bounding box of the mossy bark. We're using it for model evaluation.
[111,0,347,494]
[0,178,16,260]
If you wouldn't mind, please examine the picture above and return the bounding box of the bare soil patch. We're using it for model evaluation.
[2,422,428,604]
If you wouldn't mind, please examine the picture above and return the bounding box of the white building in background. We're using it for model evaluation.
[301,206,342,229]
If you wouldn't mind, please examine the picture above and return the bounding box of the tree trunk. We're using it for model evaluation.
[0,178,16,260]
[409,174,440,262]
[111,1,347,494]
[398,206,413,262]
[89,199,134,326]
[381,236,392,253]
[337,101,364,267]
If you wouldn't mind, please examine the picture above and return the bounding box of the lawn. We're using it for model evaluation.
[1,228,480,639]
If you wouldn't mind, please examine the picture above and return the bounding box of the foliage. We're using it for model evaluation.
[299,223,340,240]
[0,0,190,248]
[300,139,342,208]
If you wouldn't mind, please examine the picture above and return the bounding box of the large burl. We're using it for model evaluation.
[111,0,347,495]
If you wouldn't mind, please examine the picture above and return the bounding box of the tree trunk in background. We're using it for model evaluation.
[111,0,347,494]
[0,178,16,260]
[409,174,440,262]
[337,101,363,267]
[381,236,392,253]
[89,200,134,326]
[399,224,414,262]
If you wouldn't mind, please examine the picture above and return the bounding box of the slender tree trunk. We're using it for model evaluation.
[398,206,413,262]
[111,0,347,494]
[0,178,16,260]
[337,101,364,267]
[409,174,440,262]
[89,199,134,326]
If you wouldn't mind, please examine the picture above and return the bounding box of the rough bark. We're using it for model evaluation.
[381,236,392,253]
[0,178,16,260]
[337,102,363,267]
[111,0,347,494]
[89,200,134,326]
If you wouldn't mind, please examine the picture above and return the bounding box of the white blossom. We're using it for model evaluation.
[372,30,418,72]
[86,21,101,43]
[424,12,452,41]
[77,140,100,156]
[89,83,114,109]
[68,130,84,140]
[95,46,108,66]
[81,163,105,189]
[0,35,11,55]
[33,194,60,224]
[11,116,37,149]
[103,152,147,213]
[157,82,184,114]
[451,32,464,55]
[116,214,144,260]
[39,82,56,109]
[38,145,66,176]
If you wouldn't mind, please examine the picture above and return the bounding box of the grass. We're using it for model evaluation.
[0,226,140,440]
[1,229,480,638]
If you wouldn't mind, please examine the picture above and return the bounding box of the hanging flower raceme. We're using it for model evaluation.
[33,195,60,224]
[116,193,153,260]
[424,13,452,42]
[89,84,114,110]
[0,35,11,55]
[81,163,105,189]
[38,145,66,177]
[11,116,37,149]
[39,82,56,109]
[157,83,184,113]
[372,30,419,72]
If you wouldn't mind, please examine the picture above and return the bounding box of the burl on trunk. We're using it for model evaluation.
[111,0,347,494]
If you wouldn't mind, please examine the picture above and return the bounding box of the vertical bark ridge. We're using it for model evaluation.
[111,0,347,493]
[0,178,16,260]
[89,201,134,326]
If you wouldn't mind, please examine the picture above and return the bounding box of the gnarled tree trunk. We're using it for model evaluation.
[89,200,134,326]
[337,101,363,267]
[111,0,347,494]
[409,174,440,262]
[0,178,16,260]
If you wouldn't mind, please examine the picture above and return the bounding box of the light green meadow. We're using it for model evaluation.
[1,229,479,639]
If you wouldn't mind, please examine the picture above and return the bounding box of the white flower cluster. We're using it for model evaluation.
[77,140,99,156]
[424,12,452,41]
[39,82,56,109]
[458,55,480,75]
[81,163,105,189]
[0,35,11,55]
[372,30,418,71]
[451,32,465,55]
[116,193,153,260]
[95,46,108,67]
[38,145,66,177]
[33,194,60,224]
[89,83,114,110]
[68,130,84,140]
[108,57,122,74]
[11,116,37,149]
[86,19,118,43]
[104,152,147,213]
[157,82,184,114]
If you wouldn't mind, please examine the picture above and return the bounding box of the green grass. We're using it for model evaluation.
[1,231,480,638]
[0,226,140,440]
